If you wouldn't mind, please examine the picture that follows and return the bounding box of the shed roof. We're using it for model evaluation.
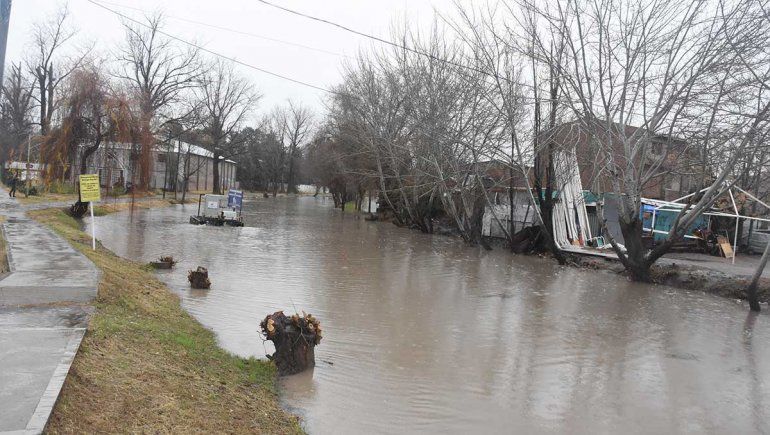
[96,141,237,164]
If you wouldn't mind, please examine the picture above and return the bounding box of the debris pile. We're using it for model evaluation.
[260,311,322,375]
[188,266,211,289]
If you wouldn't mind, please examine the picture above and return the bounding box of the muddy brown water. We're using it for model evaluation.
[88,196,770,434]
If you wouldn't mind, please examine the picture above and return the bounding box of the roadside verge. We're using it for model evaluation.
[28,207,301,433]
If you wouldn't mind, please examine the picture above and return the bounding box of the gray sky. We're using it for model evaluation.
[6,0,451,117]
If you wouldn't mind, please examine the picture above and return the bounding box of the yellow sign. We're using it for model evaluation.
[79,174,101,202]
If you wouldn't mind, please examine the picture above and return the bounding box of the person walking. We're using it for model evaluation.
[8,171,17,197]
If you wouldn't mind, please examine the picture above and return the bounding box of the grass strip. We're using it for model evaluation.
[29,207,302,434]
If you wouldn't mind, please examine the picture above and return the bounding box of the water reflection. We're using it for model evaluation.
[89,196,770,434]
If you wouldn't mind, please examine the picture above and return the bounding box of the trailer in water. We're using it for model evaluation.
[190,190,244,226]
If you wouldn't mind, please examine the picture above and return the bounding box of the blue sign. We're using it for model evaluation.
[227,189,243,210]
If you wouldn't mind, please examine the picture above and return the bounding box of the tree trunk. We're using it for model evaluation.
[287,145,297,194]
[618,217,653,282]
[509,166,516,251]
[181,154,190,203]
[38,72,47,135]
[79,142,100,176]
[138,116,153,191]
[746,238,769,312]
[212,155,221,194]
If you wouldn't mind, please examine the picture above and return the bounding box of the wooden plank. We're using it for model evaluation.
[717,236,734,258]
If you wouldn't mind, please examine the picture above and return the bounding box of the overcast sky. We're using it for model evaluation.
[6,0,458,118]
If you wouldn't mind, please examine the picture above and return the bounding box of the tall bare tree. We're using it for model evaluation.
[198,59,259,194]
[0,63,34,161]
[27,6,87,136]
[279,100,314,194]
[118,12,200,190]
[519,0,770,281]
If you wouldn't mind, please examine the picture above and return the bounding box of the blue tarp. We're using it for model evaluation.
[641,206,708,241]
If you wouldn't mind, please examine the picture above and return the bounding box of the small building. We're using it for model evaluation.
[76,141,238,193]
[4,161,46,181]
[474,160,538,238]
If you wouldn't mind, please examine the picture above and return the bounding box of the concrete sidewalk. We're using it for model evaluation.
[0,192,98,434]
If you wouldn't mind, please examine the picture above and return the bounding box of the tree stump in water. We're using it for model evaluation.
[260,311,322,375]
[188,266,211,289]
[69,201,88,219]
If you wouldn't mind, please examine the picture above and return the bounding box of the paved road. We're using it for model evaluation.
[0,193,97,434]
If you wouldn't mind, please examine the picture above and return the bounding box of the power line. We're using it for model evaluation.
[254,0,667,113]
[94,0,352,59]
[86,0,557,108]
[254,0,513,85]
[85,0,336,95]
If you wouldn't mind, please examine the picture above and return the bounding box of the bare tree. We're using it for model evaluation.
[731,0,770,311]
[26,6,88,135]
[174,142,208,203]
[279,100,314,194]
[198,59,259,194]
[117,12,200,190]
[261,113,288,196]
[519,0,770,281]
[450,3,572,260]
[0,63,34,161]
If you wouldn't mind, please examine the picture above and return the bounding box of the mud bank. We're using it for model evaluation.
[569,254,770,304]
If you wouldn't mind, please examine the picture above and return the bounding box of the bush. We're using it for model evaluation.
[17,184,39,196]
[46,181,78,195]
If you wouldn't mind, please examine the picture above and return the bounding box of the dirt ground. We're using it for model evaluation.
[571,254,770,304]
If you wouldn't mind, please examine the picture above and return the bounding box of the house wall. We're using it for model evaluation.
[549,121,701,200]
[481,190,537,238]
[76,144,238,193]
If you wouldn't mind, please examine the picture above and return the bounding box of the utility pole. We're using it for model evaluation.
[0,0,11,97]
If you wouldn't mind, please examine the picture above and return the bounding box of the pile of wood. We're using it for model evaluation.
[260,311,323,375]
[187,266,211,289]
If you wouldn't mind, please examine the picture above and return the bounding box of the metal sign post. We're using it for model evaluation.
[79,174,101,250]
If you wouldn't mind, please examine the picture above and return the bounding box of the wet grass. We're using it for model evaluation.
[29,208,302,434]
[90,199,175,216]
[12,186,169,205]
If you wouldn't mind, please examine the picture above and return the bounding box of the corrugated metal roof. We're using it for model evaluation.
[171,141,236,164]
[95,141,237,164]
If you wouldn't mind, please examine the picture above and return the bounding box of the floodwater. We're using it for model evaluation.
[88,197,770,434]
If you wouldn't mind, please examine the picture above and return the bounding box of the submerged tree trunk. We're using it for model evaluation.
[617,217,653,282]
[188,266,211,289]
[261,311,322,375]
[746,239,769,311]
